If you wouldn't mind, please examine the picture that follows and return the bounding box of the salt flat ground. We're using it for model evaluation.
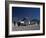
[12,23,40,31]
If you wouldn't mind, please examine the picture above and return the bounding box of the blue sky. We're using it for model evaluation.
[12,7,40,20]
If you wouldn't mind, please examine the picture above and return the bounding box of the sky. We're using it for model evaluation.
[12,7,40,20]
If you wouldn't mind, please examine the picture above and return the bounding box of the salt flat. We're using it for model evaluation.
[12,23,40,31]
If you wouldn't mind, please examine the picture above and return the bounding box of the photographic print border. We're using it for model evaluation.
[5,1,45,37]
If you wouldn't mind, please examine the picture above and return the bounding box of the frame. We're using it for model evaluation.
[5,1,45,37]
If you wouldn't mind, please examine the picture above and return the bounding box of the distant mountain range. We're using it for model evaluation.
[12,17,40,24]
